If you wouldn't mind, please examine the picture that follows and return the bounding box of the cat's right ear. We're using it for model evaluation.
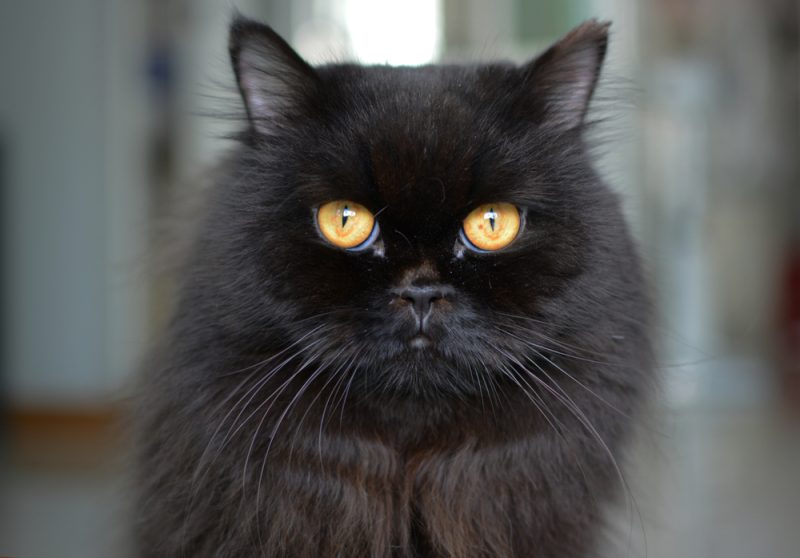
[229,15,320,135]
[520,20,610,131]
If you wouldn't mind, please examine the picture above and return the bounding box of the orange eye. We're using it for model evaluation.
[316,200,377,250]
[461,203,521,251]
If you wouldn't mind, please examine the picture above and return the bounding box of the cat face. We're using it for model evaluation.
[194,18,628,398]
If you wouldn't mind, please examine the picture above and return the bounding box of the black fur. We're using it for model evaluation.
[135,15,652,558]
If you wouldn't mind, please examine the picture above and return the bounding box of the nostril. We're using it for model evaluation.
[427,291,444,304]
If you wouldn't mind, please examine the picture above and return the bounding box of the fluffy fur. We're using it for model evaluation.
[135,15,652,558]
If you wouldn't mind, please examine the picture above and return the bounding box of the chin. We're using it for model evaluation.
[353,336,484,399]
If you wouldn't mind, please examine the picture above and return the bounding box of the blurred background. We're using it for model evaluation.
[0,0,797,556]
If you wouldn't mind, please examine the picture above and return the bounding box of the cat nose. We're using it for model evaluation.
[394,285,454,332]
[400,286,443,316]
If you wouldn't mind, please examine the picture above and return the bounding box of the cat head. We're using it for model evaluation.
[185,16,634,399]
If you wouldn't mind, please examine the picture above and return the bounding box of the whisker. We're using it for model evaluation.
[495,323,621,366]
[284,341,354,463]
[181,331,332,542]
[496,362,601,518]
[253,359,331,546]
[220,336,330,449]
[495,316,626,364]
[317,346,363,463]
[495,364,564,438]
[334,346,366,427]
[496,325,634,419]
[241,343,331,484]
[505,351,646,558]
[218,321,333,377]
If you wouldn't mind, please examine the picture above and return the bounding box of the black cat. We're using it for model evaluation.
[135,14,653,558]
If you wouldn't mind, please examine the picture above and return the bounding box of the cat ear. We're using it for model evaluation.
[522,20,610,131]
[228,15,320,135]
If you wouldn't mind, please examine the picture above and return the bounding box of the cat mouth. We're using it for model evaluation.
[409,333,433,350]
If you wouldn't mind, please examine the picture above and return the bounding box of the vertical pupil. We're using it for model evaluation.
[486,207,496,231]
[342,204,349,228]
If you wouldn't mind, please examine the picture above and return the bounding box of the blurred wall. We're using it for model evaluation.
[0,0,149,407]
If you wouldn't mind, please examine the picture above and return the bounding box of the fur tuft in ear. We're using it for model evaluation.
[524,19,610,131]
[229,15,320,136]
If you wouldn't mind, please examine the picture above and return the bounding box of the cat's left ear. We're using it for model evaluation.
[229,15,320,135]
[522,20,610,131]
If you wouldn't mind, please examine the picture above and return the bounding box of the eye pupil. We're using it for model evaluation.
[342,205,350,227]
[485,208,497,231]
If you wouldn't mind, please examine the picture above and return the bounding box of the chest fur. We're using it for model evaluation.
[262,436,587,558]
